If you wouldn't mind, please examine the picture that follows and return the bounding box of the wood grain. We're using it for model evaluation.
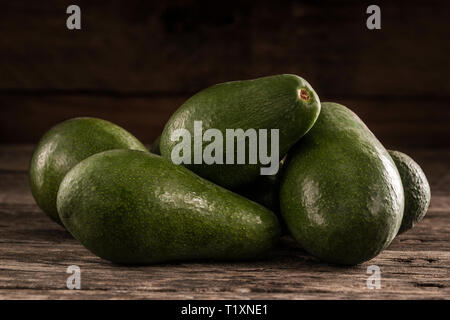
[0,145,448,299]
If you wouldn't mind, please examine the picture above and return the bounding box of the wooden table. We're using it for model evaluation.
[0,145,448,299]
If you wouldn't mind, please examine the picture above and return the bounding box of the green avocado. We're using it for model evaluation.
[57,149,280,264]
[240,173,280,214]
[160,74,321,191]
[388,150,431,234]
[280,102,404,265]
[237,159,290,235]
[29,117,148,224]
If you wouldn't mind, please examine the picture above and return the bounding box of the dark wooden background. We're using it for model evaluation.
[1,1,449,148]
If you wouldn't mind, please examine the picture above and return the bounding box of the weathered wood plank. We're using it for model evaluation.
[0,204,448,300]
[1,1,449,96]
[0,200,448,300]
[0,235,448,300]
[0,145,448,299]
[0,145,34,172]
[0,173,34,205]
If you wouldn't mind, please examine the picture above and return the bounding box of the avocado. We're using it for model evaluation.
[237,159,290,235]
[388,150,431,234]
[57,149,280,264]
[29,117,148,224]
[160,74,321,191]
[280,102,404,265]
[150,135,161,155]
[240,173,280,214]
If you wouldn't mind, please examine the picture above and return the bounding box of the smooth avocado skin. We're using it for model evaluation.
[57,150,280,264]
[280,102,404,265]
[160,74,321,190]
[29,117,148,225]
[389,150,431,234]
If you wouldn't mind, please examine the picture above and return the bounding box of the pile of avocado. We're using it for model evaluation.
[29,75,431,265]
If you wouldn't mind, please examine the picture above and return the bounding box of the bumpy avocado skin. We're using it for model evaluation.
[57,150,280,264]
[160,74,321,191]
[29,117,148,224]
[280,102,404,265]
[389,150,431,234]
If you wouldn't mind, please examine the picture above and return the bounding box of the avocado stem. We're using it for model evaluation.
[299,88,310,102]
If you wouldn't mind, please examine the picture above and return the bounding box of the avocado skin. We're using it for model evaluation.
[280,102,404,265]
[29,117,148,224]
[160,74,321,191]
[150,135,161,155]
[238,159,290,235]
[240,173,280,214]
[57,150,280,264]
[389,150,431,234]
